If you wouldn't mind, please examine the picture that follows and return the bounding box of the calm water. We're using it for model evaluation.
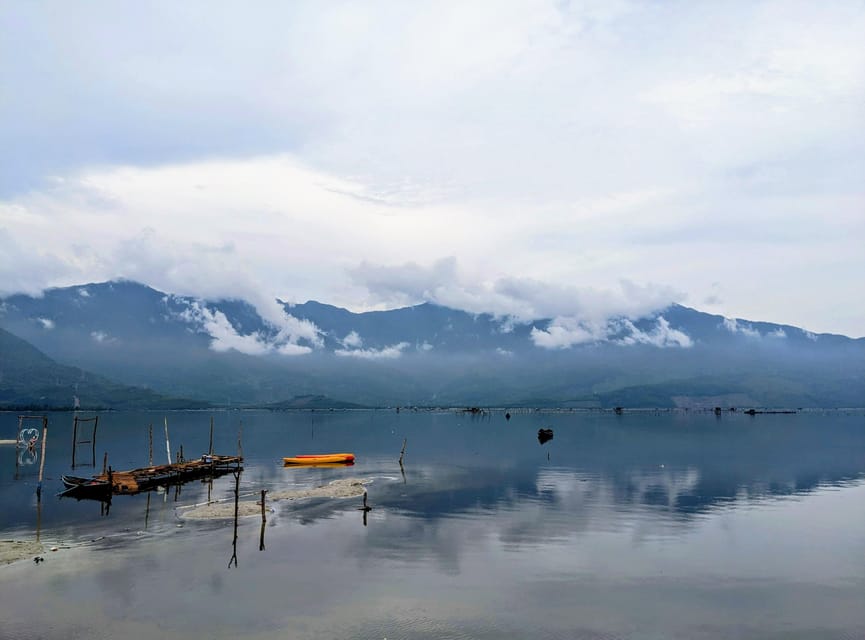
[1,409,864,639]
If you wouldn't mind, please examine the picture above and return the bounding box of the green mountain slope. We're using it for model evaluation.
[0,327,205,410]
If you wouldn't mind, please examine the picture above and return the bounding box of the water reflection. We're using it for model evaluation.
[228,468,241,569]
[0,409,864,640]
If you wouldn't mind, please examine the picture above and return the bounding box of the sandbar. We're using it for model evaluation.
[1,540,43,565]
[180,477,369,520]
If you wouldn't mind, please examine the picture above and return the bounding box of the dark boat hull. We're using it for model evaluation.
[59,475,112,500]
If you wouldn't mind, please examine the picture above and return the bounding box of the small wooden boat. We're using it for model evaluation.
[283,453,355,465]
[60,454,243,500]
[59,475,112,500]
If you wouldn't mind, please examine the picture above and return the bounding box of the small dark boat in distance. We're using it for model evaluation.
[538,428,554,445]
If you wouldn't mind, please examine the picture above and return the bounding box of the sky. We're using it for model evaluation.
[1,1,863,337]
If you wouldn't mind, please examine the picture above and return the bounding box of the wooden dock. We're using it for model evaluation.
[96,454,242,495]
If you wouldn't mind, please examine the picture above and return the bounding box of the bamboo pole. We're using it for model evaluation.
[399,438,407,466]
[237,421,243,459]
[149,424,153,466]
[164,417,172,464]
[36,423,47,499]
[91,416,99,467]
[259,490,267,551]
[209,416,214,456]
[71,416,78,468]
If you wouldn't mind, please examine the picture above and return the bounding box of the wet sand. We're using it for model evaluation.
[0,540,43,565]
[180,477,370,520]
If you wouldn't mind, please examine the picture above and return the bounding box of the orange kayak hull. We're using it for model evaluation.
[283,453,355,465]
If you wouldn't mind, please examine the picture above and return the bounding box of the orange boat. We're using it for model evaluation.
[283,453,355,465]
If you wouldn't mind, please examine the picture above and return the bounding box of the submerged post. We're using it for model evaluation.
[209,416,214,456]
[399,438,407,466]
[149,424,153,466]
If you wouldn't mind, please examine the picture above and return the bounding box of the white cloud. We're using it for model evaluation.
[0,1,863,337]
[616,317,693,348]
[722,318,761,338]
[531,316,692,350]
[276,342,314,356]
[37,317,55,330]
[90,330,114,343]
[351,257,682,324]
[335,342,410,360]
[531,319,607,349]
[78,288,90,298]
[178,300,315,356]
[768,328,787,339]
[340,331,363,349]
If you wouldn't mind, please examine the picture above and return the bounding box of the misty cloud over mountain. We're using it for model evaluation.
[1,280,862,409]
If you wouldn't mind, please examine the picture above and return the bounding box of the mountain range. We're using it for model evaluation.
[0,280,862,409]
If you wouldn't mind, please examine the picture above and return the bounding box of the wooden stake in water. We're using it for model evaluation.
[259,489,267,552]
[237,421,243,459]
[209,416,214,456]
[91,416,99,467]
[36,423,47,499]
[71,416,78,468]
[164,417,172,464]
[149,424,153,466]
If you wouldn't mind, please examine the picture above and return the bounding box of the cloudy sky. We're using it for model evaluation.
[1,1,863,336]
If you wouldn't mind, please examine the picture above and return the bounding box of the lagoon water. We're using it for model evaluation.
[1,409,864,639]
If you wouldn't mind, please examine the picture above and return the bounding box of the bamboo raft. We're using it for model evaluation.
[71,454,243,496]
